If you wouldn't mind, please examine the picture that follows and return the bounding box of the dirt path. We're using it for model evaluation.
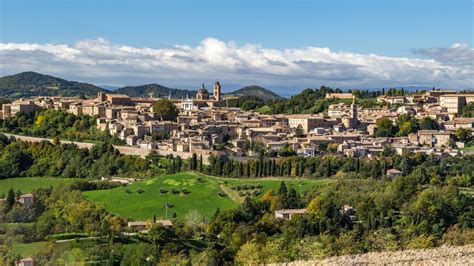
[219,184,244,204]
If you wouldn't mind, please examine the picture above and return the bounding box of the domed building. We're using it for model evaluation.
[196,83,210,100]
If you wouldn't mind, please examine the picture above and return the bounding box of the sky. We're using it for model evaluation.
[0,0,473,93]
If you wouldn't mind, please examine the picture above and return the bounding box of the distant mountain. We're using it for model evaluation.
[0,72,106,99]
[226,86,282,101]
[115,84,197,99]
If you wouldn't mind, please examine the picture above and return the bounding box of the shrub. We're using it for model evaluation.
[159,187,168,194]
[125,188,132,194]
[136,188,144,194]
[238,191,245,197]
[170,187,179,194]
[218,191,226,197]
[181,187,190,194]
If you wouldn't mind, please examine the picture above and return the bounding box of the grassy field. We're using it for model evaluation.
[462,145,474,151]
[0,177,74,196]
[85,172,330,221]
[11,241,50,257]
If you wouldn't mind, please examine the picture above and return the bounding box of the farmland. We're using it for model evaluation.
[84,172,330,221]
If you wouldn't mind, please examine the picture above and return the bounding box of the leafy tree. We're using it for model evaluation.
[462,102,474,117]
[419,117,439,130]
[153,98,179,121]
[455,128,472,142]
[375,117,394,137]
[295,125,305,137]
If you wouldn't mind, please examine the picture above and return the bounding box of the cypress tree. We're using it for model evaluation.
[6,188,15,211]
[287,188,298,208]
[176,156,182,172]
[278,181,288,196]
[255,161,260,177]
[287,161,292,176]
[326,157,331,177]
[192,153,198,171]
[199,155,203,172]
[271,160,276,176]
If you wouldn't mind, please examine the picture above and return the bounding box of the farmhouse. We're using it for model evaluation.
[16,257,35,266]
[274,208,307,220]
[18,193,35,206]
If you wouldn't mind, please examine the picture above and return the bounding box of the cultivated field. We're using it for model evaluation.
[85,172,330,221]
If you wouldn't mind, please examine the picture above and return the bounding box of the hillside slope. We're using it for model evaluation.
[115,84,197,98]
[226,85,282,101]
[0,72,105,99]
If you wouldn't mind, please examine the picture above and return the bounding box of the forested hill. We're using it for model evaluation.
[225,85,282,101]
[0,72,106,99]
[115,84,198,99]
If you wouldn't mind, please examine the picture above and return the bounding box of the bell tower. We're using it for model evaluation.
[213,81,221,101]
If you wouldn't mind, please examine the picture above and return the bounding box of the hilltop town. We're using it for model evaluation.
[2,82,473,162]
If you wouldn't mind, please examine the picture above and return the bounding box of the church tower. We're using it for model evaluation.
[213,81,221,101]
[351,97,359,126]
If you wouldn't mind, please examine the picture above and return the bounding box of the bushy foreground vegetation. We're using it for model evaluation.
[0,134,148,179]
[1,109,124,144]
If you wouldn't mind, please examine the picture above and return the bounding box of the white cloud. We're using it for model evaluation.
[0,38,472,90]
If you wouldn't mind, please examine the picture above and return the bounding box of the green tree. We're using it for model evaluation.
[153,98,179,121]
[375,117,394,137]
[419,117,439,130]
[462,102,474,117]
[296,125,305,138]
[5,188,15,212]
[278,181,288,195]
[397,121,415,136]
[455,128,472,142]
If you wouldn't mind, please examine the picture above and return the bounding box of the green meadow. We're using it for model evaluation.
[84,172,330,221]
[0,177,74,196]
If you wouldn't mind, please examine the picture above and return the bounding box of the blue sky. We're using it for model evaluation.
[0,0,473,92]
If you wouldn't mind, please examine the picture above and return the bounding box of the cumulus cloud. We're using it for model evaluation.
[0,38,472,90]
